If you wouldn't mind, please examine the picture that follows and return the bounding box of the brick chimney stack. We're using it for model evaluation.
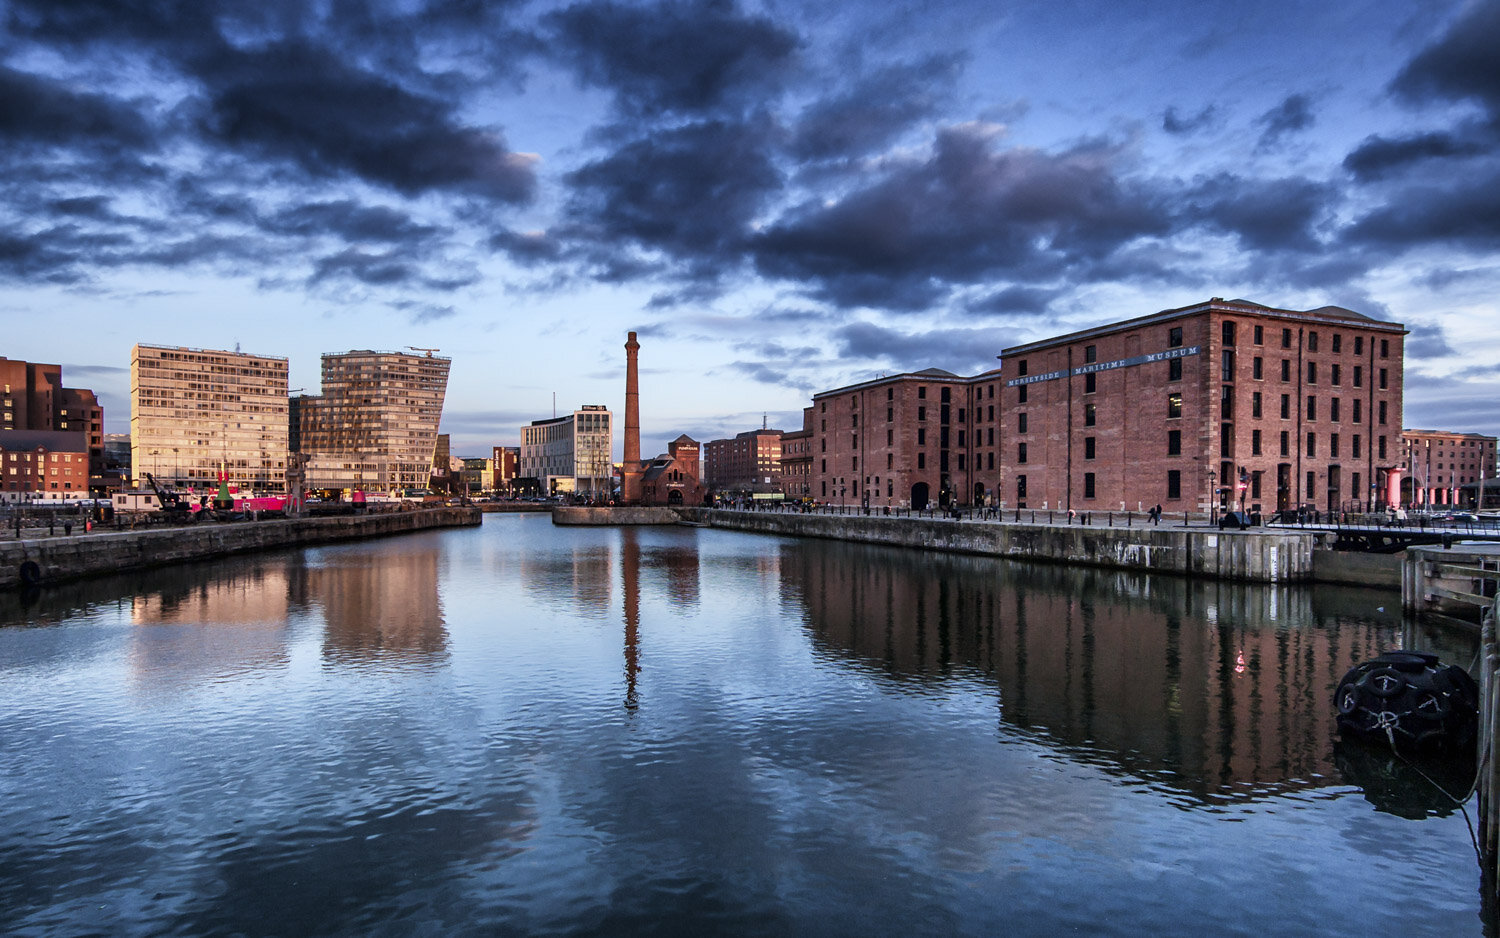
[621,331,643,504]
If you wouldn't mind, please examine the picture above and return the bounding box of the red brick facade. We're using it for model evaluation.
[703,428,783,492]
[1402,429,1497,508]
[811,368,1005,510]
[640,435,705,506]
[999,299,1407,515]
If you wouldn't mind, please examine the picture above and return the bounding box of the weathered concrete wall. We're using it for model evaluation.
[2,507,480,590]
[552,506,682,525]
[676,509,1322,583]
[1313,550,1403,590]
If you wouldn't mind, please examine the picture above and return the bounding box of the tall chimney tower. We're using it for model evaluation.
[621,331,643,504]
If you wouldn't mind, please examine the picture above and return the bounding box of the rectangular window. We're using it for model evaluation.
[1331,364,1341,386]
[1282,328,1292,349]
[1220,425,1232,458]
[1085,437,1096,459]
[1018,413,1028,433]
[1018,385,1027,403]
[1330,398,1340,422]
[1169,326,1183,348]
[1169,358,1183,381]
[1307,361,1317,384]
[1281,359,1291,381]
[1307,395,1317,420]
[1167,470,1181,499]
[1168,429,1181,455]
[1354,365,1363,388]
[1379,436,1388,459]
[1084,472,1096,499]
[1355,336,1364,355]
[1220,386,1233,419]
[887,452,893,469]
[1380,339,1389,358]
[1222,350,1235,379]
[1168,393,1182,418]
[1017,474,1027,499]
[1353,434,1361,458]
[1378,401,1387,425]
[987,452,995,470]
[1085,344,1097,363]
[852,456,858,470]
[887,407,893,422]
[917,428,926,445]
[1332,333,1342,353]
[1251,391,1262,418]
[1308,331,1319,352]
[1085,372,1096,393]
[1306,432,1316,458]
[1281,394,1291,419]
[918,406,926,421]
[1222,321,1236,346]
[1280,430,1290,457]
[1252,429,1262,456]
[1331,433,1340,458]
[917,452,926,469]
[1084,403,1096,426]
[887,429,893,445]
[1252,471,1263,499]
[1017,443,1027,464]
[1379,368,1388,390]
[1252,357,1263,380]
[1254,325,1264,345]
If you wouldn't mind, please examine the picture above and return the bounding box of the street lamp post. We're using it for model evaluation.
[1207,468,1217,523]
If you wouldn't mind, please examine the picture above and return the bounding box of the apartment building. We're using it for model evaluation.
[779,410,814,500]
[0,357,105,487]
[131,344,289,493]
[999,298,1407,515]
[703,427,784,493]
[295,349,451,494]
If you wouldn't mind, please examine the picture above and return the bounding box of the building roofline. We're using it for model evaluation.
[999,298,1407,358]
[812,366,1003,400]
[134,342,289,362]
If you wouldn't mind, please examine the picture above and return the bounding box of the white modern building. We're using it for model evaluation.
[520,405,613,496]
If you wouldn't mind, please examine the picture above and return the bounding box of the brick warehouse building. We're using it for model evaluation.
[999,298,1407,516]
[812,367,1006,511]
[703,427,784,493]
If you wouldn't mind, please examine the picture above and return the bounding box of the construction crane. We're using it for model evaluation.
[407,346,440,357]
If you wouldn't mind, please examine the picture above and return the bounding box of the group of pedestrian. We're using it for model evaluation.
[1148,503,1164,525]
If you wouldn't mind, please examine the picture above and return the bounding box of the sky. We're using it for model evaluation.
[2,0,1498,458]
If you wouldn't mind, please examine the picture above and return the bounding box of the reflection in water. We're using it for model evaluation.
[306,543,448,667]
[0,516,1485,936]
[781,539,1464,803]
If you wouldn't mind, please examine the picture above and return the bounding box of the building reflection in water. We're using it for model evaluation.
[622,529,641,712]
[779,539,1470,804]
[126,561,295,686]
[304,544,448,668]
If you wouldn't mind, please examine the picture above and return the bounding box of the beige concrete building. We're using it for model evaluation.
[294,349,450,494]
[131,344,290,494]
[520,405,612,497]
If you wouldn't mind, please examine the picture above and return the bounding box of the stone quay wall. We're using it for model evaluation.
[2,507,481,590]
[552,506,684,526]
[676,508,1322,583]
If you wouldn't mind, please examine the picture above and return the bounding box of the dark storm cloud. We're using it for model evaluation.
[264,201,438,244]
[969,285,1063,315]
[0,64,155,149]
[564,117,782,268]
[752,126,1172,309]
[489,228,564,265]
[1185,173,1336,252]
[193,41,535,203]
[1404,320,1457,360]
[1390,0,1500,122]
[545,0,799,117]
[1342,129,1490,180]
[1162,104,1217,136]
[1254,94,1314,150]
[308,248,476,290]
[790,55,962,161]
[834,321,1009,374]
[1345,164,1500,249]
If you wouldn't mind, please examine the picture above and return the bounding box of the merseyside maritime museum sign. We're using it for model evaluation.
[1005,345,1202,387]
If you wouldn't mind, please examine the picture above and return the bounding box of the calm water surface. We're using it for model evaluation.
[0,514,1484,936]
